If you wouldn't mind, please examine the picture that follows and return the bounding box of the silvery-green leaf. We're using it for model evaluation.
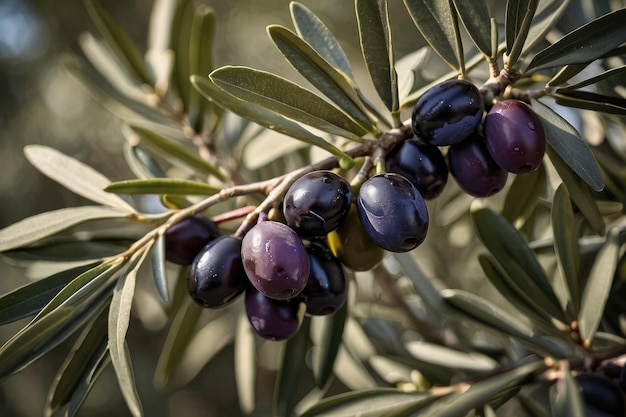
[524,0,572,53]
[504,0,538,67]
[188,5,216,131]
[24,145,136,213]
[452,0,492,57]
[311,303,347,389]
[123,143,167,180]
[105,178,220,196]
[170,0,193,108]
[235,310,256,414]
[405,340,498,373]
[552,91,626,116]
[501,163,547,224]
[66,347,110,417]
[0,206,131,253]
[551,363,585,417]
[146,0,177,91]
[150,234,169,303]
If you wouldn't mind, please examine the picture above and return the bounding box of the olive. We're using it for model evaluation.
[300,241,348,315]
[245,286,302,341]
[164,215,220,265]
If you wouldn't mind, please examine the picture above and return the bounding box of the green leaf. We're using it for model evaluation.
[393,252,443,311]
[356,0,399,113]
[505,0,538,68]
[267,25,376,129]
[145,0,176,93]
[0,263,97,325]
[403,0,463,73]
[290,2,355,80]
[557,65,626,92]
[66,348,110,417]
[551,184,581,316]
[451,0,492,57]
[405,340,498,373]
[311,303,347,389]
[525,8,626,71]
[105,178,220,196]
[552,91,626,116]
[191,75,356,163]
[84,0,153,86]
[501,163,547,224]
[123,143,167,179]
[579,227,621,347]
[45,303,109,417]
[170,0,193,109]
[129,126,225,181]
[300,388,433,417]
[24,145,136,213]
[0,206,131,253]
[4,240,128,263]
[533,99,604,192]
[188,5,216,131]
[552,363,585,417]
[210,66,369,140]
[524,0,572,53]
[274,317,311,417]
[108,248,149,417]
[547,63,589,88]
[235,310,256,414]
[471,204,568,324]
[150,234,169,303]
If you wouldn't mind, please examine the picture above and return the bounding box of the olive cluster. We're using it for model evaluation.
[576,371,626,417]
[410,79,546,198]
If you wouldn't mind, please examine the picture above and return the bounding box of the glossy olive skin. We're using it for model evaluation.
[283,170,353,238]
[187,236,248,308]
[300,242,348,315]
[327,205,385,271]
[241,219,310,300]
[245,286,302,340]
[385,139,448,199]
[357,173,429,252]
[165,215,220,265]
[577,374,626,417]
[448,133,508,197]
[483,100,546,174]
[412,79,484,146]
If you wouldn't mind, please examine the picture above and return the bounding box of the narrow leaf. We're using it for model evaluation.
[552,363,585,417]
[151,234,169,303]
[311,303,347,389]
[191,75,356,163]
[524,0,572,53]
[525,8,626,71]
[551,184,581,316]
[501,163,547,224]
[123,143,167,179]
[210,66,369,140]
[290,2,355,79]
[356,0,399,112]
[0,206,131,253]
[403,0,463,73]
[170,0,193,109]
[66,348,110,417]
[552,91,626,116]
[129,126,225,181]
[188,5,216,131]
[452,0,492,57]
[235,310,256,414]
[557,65,626,92]
[405,340,498,373]
[505,0,538,67]
[105,178,220,196]
[24,145,136,213]
[533,99,604,192]
[579,228,621,347]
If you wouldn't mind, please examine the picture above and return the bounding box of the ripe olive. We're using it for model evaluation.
[187,235,248,308]
[283,170,353,238]
[164,215,220,265]
[300,242,348,315]
[483,100,546,174]
[241,219,310,300]
[385,138,449,199]
[448,132,508,197]
[356,173,429,252]
[577,373,626,417]
[245,286,302,341]
[327,205,385,271]
[411,79,484,146]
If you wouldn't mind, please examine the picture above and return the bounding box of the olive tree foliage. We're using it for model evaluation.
[0,0,625,416]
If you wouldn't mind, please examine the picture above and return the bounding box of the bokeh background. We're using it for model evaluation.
[0,0,600,416]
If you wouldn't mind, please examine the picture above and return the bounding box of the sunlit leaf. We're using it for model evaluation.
[547,63,589,88]
[123,143,167,180]
[150,234,169,303]
[191,75,356,163]
[84,0,153,85]
[210,66,369,140]
[0,206,131,253]
[129,126,225,181]
[403,0,463,73]
[552,91,626,116]
[551,184,581,316]
[405,340,498,373]
[274,317,311,417]
[356,0,398,113]
[533,100,604,192]
[524,0,571,53]
[501,163,547,224]
[0,263,97,325]
[146,0,177,93]
[552,363,585,417]
[170,0,193,108]
[4,240,128,263]
[24,145,136,213]
[235,310,256,414]
[452,0,492,57]
[105,178,220,196]
[505,0,538,67]
[579,228,621,347]
[188,5,216,131]
[525,8,626,71]
[311,303,347,389]
[290,2,355,80]
[557,65,626,92]
[267,25,375,129]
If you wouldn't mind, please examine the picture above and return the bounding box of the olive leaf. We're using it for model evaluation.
[310,303,347,389]
[170,0,193,109]
[501,163,547,225]
[123,143,167,179]
[552,91,626,116]
[150,233,169,303]
[105,178,220,196]
[551,363,585,417]
[451,0,492,57]
[505,0,538,68]
[235,310,257,414]
[523,0,572,54]
[188,5,216,131]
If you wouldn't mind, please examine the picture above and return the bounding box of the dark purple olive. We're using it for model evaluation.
[241,219,310,300]
[283,170,353,238]
[483,100,546,174]
[448,133,508,197]
[187,236,248,308]
[165,215,220,265]
[356,173,429,252]
[577,373,626,417]
[385,139,448,199]
[245,286,302,340]
[412,79,484,146]
[300,242,348,315]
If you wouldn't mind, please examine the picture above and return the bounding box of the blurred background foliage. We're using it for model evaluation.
[0,0,618,416]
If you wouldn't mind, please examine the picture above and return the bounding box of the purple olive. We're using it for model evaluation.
[300,242,348,315]
[245,286,302,340]
[165,215,220,265]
